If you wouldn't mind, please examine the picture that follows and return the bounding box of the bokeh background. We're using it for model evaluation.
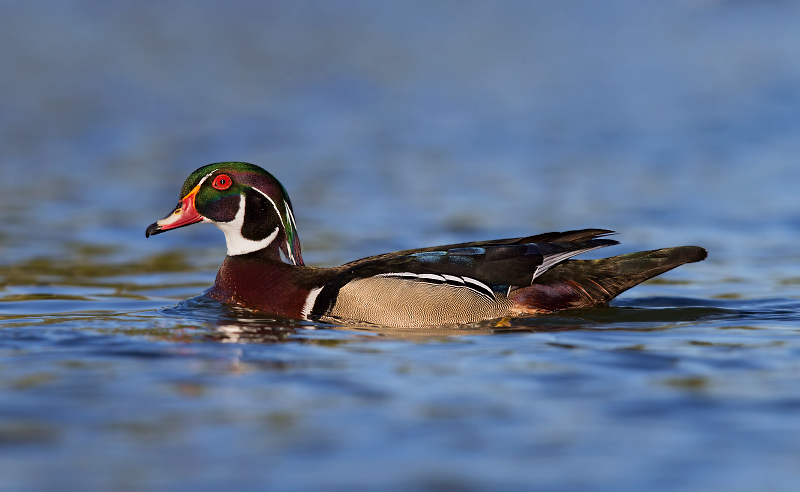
[3,1,800,491]
[4,0,800,280]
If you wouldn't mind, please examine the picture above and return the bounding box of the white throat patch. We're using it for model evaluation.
[211,194,279,256]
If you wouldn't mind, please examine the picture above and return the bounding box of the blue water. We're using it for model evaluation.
[3,2,800,491]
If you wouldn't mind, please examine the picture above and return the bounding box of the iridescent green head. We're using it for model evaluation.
[146,162,303,265]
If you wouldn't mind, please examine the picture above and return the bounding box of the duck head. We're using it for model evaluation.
[146,162,303,265]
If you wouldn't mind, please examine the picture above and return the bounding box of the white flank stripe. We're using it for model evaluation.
[442,274,464,284]
[462,276,496,300]
[379,271,495,301]
[418,273,445,281]
[379,272,417,278]
[302,287,324,320]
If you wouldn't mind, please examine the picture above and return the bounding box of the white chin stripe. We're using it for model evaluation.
[213,194,280,256]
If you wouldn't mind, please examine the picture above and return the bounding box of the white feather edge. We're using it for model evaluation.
[532,244,609,281]
[376,272,496,301]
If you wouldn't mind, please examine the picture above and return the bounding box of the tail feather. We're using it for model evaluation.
[508,246,707,312]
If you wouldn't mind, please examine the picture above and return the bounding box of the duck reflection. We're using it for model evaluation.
[160,293,727,344]
[165,295,587,343]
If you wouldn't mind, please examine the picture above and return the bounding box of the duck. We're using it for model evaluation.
[146,162,707,327]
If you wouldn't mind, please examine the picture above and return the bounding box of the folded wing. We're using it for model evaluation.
[309,229,619,324]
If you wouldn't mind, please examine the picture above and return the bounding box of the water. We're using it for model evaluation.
[2,1,800,490]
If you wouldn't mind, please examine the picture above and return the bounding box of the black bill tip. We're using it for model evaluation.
[145,222,162,238]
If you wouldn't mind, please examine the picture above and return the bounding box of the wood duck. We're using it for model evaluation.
[146,162,707,327]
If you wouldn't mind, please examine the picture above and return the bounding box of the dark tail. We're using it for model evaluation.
[508,246,707,312]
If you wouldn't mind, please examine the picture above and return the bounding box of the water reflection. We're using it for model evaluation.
[155,293,750,344]
[0,245,789,346]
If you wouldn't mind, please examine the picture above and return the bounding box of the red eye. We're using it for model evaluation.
[212,174,232,190]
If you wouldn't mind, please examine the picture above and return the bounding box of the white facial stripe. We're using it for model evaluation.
[156,169,216,227]
[157,171,217,227]
[301,286,323,320]
[196,170,217,189]
[212,194,279,256]
[285,200,297,231]
[251,187,295,264]
[251,186,283,221]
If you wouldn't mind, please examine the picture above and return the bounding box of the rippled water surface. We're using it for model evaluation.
[3,2,800,491]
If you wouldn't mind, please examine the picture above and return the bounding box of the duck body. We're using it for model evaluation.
[147,162,707,327]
